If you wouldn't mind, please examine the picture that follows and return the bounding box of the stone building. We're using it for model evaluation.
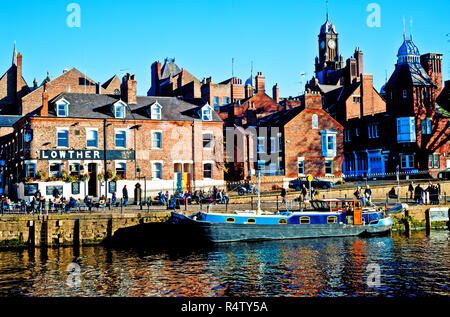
[0,74,224,200]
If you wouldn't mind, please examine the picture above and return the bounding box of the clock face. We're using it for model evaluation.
[328,39,336,49]
[320,41,326,50]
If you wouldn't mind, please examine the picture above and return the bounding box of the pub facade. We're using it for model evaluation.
[0,74,224,200]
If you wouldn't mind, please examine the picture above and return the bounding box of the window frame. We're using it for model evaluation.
[203,162,213,179]
[56,128,69,148]
[151,161,163,180]
[115,129,127,149]
[55,99,69,117]
[150,103,162,120]
[114,101,126,119]
[202,131,213,150]
[86,128,98,148]
[151,130,162,150]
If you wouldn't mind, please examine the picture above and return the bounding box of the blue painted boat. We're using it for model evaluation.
[169,199,394,243]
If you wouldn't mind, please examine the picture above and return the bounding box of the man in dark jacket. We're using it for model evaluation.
[122,185,128,207]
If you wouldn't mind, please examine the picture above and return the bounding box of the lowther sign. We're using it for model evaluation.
[40,150,135,160]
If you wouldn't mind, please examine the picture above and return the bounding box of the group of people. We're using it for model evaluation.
[354,185,373,207]
[156,187,230,208]
[408,181,441,205]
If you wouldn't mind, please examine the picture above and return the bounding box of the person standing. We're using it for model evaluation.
[408,181,414,200]
[281,188,286,204]
[301,185,308,202]
[122,185,128,207]
[364,185,372,206]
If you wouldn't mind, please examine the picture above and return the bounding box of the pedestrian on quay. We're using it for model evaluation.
[414,184,424,205]
[408,181,414,200]
[354,186,365,206]
[301,185,308,202]
[112,191,117,207]
[364,185,372,207]
[122,185,128,207]
[281,187,287,204]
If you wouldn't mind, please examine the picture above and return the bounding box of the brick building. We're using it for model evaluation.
[0,74,224,200]
[257,90,344,179]
[383,35,449,177]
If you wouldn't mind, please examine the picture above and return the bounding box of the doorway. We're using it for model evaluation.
[88,163,98,197]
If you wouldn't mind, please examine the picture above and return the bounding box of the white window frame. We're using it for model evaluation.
[428,154,440,169]
[115,160,127,177]
[56,127,69,148]
[257,137,266,154]
[114,101,126,119]
[320,130,337,157]
[203,161,214,179]
[151,130,162,150]
[202,131,213,150]
[115,128,128,149]
[151,161,163,180]
[55,98,69,117]
[150,102,162,120]
[397,117,416,143]
[86,128,98,148]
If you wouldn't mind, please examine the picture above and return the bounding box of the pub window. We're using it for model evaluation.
[57,129,69,148]
[86,129,98,148]
[69,163,81,177]
[49,163,61,177]
[115,162,126,178]
[25,163,36,178]
[115,130,127,148]
[203,163,213,179]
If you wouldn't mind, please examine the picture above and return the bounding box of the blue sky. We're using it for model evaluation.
[1,0,449,98]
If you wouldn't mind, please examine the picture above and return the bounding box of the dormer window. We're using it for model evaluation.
[56,99,69,117]
[150,102,162,120]
[114,101,126,119]
[200,104,213,121]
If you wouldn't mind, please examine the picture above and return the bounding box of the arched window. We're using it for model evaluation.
[312,114,319,129]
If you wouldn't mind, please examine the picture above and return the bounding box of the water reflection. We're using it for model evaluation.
[0,231,448,297]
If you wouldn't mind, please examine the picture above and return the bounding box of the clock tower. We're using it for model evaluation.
[315,14,342,75]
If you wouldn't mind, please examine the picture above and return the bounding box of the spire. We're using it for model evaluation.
[326,0,329,21]
[12,41,17,66]
[410,17,413,40]
[403,17,406,40]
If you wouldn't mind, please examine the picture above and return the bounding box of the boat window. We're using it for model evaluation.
[247,218,256,224]
[327,216,338,224]
[300,216,310,224]
[226,217,235,223]
[279,219,288,225]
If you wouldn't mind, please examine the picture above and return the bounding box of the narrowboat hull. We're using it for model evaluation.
[169,213,393,243]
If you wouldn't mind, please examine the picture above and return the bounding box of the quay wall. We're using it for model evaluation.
[0,212,171,248]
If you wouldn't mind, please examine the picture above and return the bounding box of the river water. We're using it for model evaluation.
[0,230,448,297]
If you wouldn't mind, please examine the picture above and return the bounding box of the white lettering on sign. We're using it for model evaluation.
[94,151,100,159]
[51,151,58,159]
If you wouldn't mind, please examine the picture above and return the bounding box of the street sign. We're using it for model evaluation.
[307,175,313,182]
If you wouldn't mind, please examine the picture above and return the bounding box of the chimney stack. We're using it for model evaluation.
[303,89,323,110]
[255,72,265,93]
[272,84,279,103]
[97,82,102,94]
[41,83,49,116]
[121,73,137,104]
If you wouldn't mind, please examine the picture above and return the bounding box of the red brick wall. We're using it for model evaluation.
[21,68,97,116]
[21,117,224,182]
[283,109,344,178]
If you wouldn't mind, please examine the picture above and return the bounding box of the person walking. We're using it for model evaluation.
[301,185,308,202]
[122,185,128,207]
[112,191,117,207]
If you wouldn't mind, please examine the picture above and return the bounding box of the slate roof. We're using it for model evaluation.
[48,93,223,122]
[0,115,22,127]
[161,59,181,80]
[258,106,305,127]
[384,62,436,90]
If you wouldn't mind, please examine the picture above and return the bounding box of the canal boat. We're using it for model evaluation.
[169,198,394,243]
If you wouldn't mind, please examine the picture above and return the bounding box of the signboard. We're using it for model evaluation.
[24,183,39,196]
[108,181,117,194]
[40,150,135,161]
[46,185,63,197]
[71,182,80,195]
[307,175,313,182]
[429,208,449,222]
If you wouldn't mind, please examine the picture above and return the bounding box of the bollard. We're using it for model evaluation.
[425,209,431,235]
[226,200,228,212]
[404,209,411,237]
[185,199,187,211]
[251,196,254,210]
[120,199,123,214]
[276,196,279,211]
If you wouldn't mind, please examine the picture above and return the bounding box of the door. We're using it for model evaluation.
[353,201,363,225]
[88,163,98,197]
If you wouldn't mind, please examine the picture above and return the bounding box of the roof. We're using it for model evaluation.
[161,58,181,80]
[435,103,450,119]
[0,115,22,127]
[258,106,305,127]
[323,81,360,113]
[384,62,435,90]
[320,18,337,34]
[398,39,420,57]
[102,75,120,89]
[47,93,223,122]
